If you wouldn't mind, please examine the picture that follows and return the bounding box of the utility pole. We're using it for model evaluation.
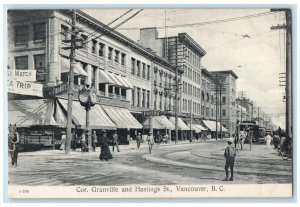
[63,9,83,155]
[65,10,77,155]
[190,98,193,142]
[215,82,218,140]
[219,83,223,139]
[175,67,179,144]
[271,9,292,142]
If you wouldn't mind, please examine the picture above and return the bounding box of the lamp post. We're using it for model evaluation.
[78,84,97,152]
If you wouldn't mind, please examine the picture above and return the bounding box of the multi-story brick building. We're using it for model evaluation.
[138,28,206,124]
[211,70,238,136]
[7,10,180,145]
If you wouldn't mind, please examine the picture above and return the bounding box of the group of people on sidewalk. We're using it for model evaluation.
[59,129,121,161]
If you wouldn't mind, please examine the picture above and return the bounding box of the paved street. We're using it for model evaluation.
[8,140,292,186]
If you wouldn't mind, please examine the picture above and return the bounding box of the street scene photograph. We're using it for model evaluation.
[6,7,293,198]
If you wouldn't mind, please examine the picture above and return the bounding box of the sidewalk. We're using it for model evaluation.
[18,138,217,157]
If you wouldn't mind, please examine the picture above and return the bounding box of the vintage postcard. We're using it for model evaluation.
[6,7,293,199]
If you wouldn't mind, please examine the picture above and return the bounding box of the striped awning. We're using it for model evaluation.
[58,99,116,130]
[8,99,57,127]
[60,57,88,77]
[98,70,133,89]
[169,117,190,130]
[143,116,175,130]
[202,120,228,132]
[102,105,142,129]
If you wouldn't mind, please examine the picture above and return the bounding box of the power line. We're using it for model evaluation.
[116,11,280,30]
[85,9,143,44]
[87,9,134,38]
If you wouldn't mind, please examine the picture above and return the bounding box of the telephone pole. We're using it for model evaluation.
[271,9,292,141]
[65,10,77,155]
[63,9,83,155]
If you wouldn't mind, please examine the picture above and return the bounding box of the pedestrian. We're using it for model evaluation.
[71,130,77,151]
[92,131,98,152]
[223,138,236,181]
[80,132,88,152]
[265,132,272,149]
[239,131,246,150]
[233,133,238,149]
[273,135,280,149]
[99,130,113,161]
[156,131,162,144]
[136,132,142,149]
[60,131,66,150]
[8,124,20,167]
[112,130,120,152]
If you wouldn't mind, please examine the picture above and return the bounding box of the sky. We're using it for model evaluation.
[83,8,287,129]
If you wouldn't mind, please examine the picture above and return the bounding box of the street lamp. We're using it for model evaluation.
[78,84,97,152]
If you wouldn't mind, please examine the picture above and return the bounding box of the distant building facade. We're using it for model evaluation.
[211,70,238,136]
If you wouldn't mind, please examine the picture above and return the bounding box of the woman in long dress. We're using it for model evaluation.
[265,132,272,149]
[60,131,66,150]
[99,130,113,161]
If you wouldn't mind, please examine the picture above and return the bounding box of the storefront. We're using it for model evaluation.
[8,99,58,151]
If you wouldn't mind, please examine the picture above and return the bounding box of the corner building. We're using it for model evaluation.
[8,10,179,146]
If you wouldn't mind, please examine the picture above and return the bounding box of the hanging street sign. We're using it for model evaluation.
[8,69,36,82]
[8,79,43,97]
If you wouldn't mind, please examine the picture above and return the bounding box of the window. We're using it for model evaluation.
[131,58,135,75]
[147,91,150,108]
[108,47,113,60]
[211,109,214,117]
[33,23,46,42]
[201,91,205,101]
[15,56,28,69]
[222,109,226,116]
[81,34,88,50]
[114,50,119,63]
[91,66,97,87]
[147,65,150,80]
[222,96,226,104]
[121,53,126,66]
[211,95,214,104]
[99,43,105,57]
[206,107,209,117]
[132,87,135,106]
[14,25,28,46]
[137,61,141,77]
[137,88,140,106]
[91,39,97,54]
[34,54,46,82]
[206,93,210,102]
[61,25,69,42]
[142,89,145,107]
[142,63,146,79]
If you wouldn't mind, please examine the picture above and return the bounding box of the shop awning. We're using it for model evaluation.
[102,105,142,129]
[142,116,175,130]
[169,117,190,130]
[143,116,165,130]
[58,99,116,130]
[187,124,204,133]
[8,99,57,127]
[114,75,134,89]
[61,58,88,77]
[99,70,115,85]
[99,70,133,89]
[202,120,228,132]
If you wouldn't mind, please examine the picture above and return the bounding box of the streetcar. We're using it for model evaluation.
[238,122,264,143]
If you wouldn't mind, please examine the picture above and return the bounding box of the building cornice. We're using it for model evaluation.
[57,10,176,72]
[178,33,206,57]
[211,70,239,79]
